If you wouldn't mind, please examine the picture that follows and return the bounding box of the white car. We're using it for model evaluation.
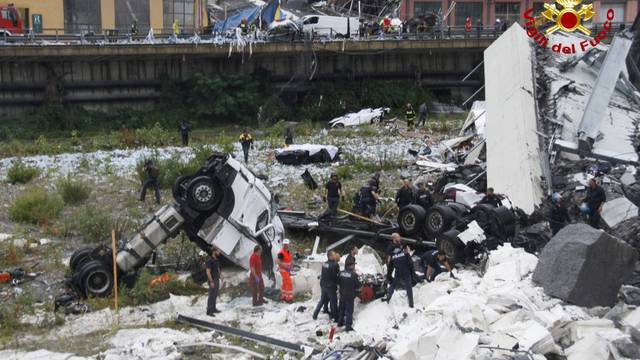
[329,107,390,128]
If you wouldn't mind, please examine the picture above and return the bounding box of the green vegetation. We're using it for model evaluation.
[64,204,135,244]
[9,188,64,224]
[6,161,40,184]
[335,153,405,180]
[57,174,92,205]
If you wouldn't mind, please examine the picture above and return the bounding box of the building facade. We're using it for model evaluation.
[400,0,638,27]
[5,0,207,35]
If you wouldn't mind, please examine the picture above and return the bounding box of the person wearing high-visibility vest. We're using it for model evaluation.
[405,103,416,129]
[172,20,180,36]
[277,239,294,302]
[465,17,472,34]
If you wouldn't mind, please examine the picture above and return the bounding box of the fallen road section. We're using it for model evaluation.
[484,23,545,215]
[177,314,319,356]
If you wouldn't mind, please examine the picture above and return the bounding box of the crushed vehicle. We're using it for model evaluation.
[275,144,341,165]
[328,107,390,128]
[66,153,285,298]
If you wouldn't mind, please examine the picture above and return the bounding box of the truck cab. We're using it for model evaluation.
[0,4,24,36]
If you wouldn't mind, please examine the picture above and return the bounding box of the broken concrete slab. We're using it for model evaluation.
[600,197,639,228]
[533,224,638,307]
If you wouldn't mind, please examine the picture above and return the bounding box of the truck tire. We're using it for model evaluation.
[172,175,193,202]
[78,260,113,298]
[436,229,465,265]
[425,205,456,235]
[398,205,426,236]
[470,204,495,230]
[70,248,93,271]
[489,206,516,239]
[186,176,223,212]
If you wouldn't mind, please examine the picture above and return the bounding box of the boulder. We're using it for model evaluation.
[532,224,638,307]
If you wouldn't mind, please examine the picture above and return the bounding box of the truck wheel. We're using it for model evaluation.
[425,205,455,235]
[398,205,426,236]
[186,176,223,212]
[70,248,93,271]
[172,175,193,202]
[470,204,495,231]
[489,207,517,239]
[436,229,465,265]
[78,260,113,298]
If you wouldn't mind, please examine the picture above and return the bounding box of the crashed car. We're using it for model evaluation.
[67,153,285,298]
[329,107,390,128]
[275,144,340,165]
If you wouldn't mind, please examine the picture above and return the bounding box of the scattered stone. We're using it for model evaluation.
[612,337,640,359]
[533,224,638,307]
[600,197,639,228]
[620,285,640,306]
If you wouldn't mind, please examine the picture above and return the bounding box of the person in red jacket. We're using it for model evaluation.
[277,239,294,302]
[249,245,266,306]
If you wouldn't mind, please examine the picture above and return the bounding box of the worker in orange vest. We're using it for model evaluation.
[277,239,294,302]
[465,17,472,34]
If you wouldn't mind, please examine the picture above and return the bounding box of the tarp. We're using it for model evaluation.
[262,0,286,25]
[213,6,260,33]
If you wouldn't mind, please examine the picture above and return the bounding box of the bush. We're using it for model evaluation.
[135,154,202,189]
[6,161,40,184]
[57,174,92,205]
[9,188,63,224]
[69,204,134,243]
[135,123,173,147]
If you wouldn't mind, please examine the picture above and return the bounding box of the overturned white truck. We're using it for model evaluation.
[67,153,286,298]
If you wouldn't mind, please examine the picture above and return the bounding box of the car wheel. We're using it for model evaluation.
[78,260,113,298]
[334,123,345,129]
[186,176,223,212]
[398,205,426,236]
[436,229,465,265]
[70,248,93,271]
[425,205,455,235]
[172,175,193,202]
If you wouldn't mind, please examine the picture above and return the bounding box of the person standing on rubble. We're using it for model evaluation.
[359,179,380,218]
[140,159,161,205]
[206,246,222,316]
[384,233,414,308]
[585,179,606,229]
[346,245,358,268]
[416,182,433,211]
[418,102,429,128]
[179,120,190,146]
[338,257,361,332]
[422,249,454,282]
[239,129,254,163]
[277,239,294,303]
[396,178,416,210]
[480,187,501,207]
[284,128,294,146]
[324,173,343,217]
[249,245,266,306]
[405,103,416,129]
[549,192,571,235]
[313,250,340,321]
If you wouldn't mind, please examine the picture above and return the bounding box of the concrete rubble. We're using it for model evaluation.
[533,224,638,307]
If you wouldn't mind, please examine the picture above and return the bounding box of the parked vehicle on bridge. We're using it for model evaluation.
[301,15,359,38]
[0,4,24,36]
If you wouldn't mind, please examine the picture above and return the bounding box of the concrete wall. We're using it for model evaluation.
[0,39,487,114]
[10,0,65,34]
[149,0,164,33]
[101,0,116,30]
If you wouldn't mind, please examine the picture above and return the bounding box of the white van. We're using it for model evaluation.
[301,15,360,38]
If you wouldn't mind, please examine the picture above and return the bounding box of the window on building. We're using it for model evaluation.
[414,2,442,17]
[454,2,482,27]
[495,2,520,25]
[164,0,195,31]
[597,3,625,24]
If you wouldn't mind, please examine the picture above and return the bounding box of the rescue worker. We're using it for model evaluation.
[130,20,138,36]
[480,187,501,207]
[277,239,294,303]
[337,257,361,331]
[249,245,266,306]
[284,127,294,146]
[384,233,414,308]
[324,173,343,217]
[239,129,254,163]
[179,120,190,146]
[405,103,416,129]
[240,18,248,35]
[140,159,161,205]
[549,192,570,235]
[172,20,180,36]
[416,182,433,211]
[422,249,454,282]
[395,178,416,210]
[418,102,428,128]
[359,179,380,218]
[313,250,340,321]
[346,245,358,268]
[585,178,606,229]
[370,173,381,193]
[206,246,222,316]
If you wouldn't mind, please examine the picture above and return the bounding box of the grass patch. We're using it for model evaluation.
[135,145,215,189]
[335,153,405,180]
[9,188,64,224]
[6,161,40,184]
[65,204,135,243]
[56,174,92,205]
